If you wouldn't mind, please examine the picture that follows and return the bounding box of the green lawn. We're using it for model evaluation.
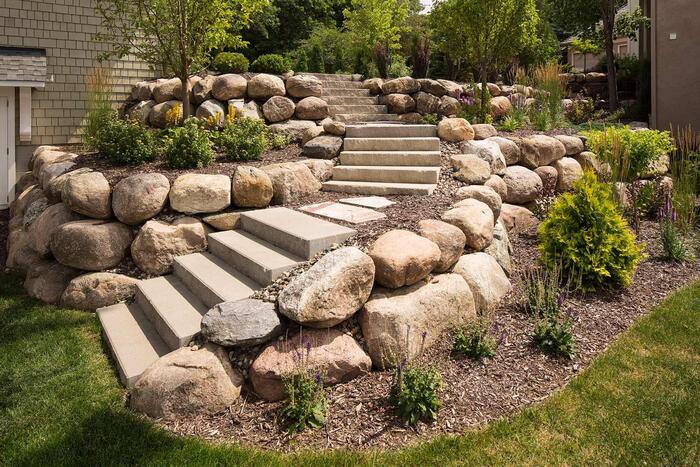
[1,271,698,466]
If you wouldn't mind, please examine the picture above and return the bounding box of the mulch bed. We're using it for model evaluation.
[0,208,8,270]
[156,219,700,452]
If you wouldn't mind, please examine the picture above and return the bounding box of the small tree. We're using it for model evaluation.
[295,49,309,72]
[570,38,602,72]
[430,0,538,121]
[309,43,325,73]
[95,0,267,119]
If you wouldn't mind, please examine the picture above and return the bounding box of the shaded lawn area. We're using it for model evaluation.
[1,271,698,466]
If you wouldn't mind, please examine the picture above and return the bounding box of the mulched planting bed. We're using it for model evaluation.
[156,220,699,452]
[0,208,8,269]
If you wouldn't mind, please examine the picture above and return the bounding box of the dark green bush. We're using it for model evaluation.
[212,52,249,74]
[308,44,325,73]
[453,319,498,361]
[162,118,214,168]
[295,49,309,73]
[250,54,292,74]
[390,365,442,425]
[533,313,576,359]
[216,117,270,161]
[94,113,158,165]
[539,171,646,290]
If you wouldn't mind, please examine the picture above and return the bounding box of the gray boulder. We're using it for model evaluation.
[201,299,282,347]
[302,135,343,159]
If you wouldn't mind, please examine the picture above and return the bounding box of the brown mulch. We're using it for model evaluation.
[0,208,8,270]
[157,220,700,452]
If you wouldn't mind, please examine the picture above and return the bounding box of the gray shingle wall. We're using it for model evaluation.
[0,0,156,152]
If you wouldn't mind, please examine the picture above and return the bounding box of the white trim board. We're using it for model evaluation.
[0,87,16,209]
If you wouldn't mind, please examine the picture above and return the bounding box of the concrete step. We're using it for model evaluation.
[321,88,370,97]
[340,150,442,167]
[97,302,170,388]
[323,81,365,90]
[346,124,438,138]
[208,229,304,286]
[239,207,356,259]
[322,96,378,105]
[173,252,259,308]
[328,105,387,116]
[323,180,437,196]
[335,114,400,123]
[332,166,441,184]
[136,276,208,350]
[344,137,440,152]
[298,73,359,81]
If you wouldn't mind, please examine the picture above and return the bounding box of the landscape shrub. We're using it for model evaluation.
[94,113,158,165]
[212,52,249,74]
[84,66,114,150]
[452,318,499,361]
[420,113,439,125]
[531,62,565,129]
[659,199,696,263]
[216,117,270,161]
[308,44,325,73]
[268,132,293,150]
[565,98,597,125]
[250,54,292,74]
[583,126,675,181]
[533,312,576,359]
[539,171,646,290]
[390,364,443,425]
[162,118,214,168]
[670,125,700,233]
[294,49,309,73]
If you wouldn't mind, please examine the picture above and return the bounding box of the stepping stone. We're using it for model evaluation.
[299,201,387,224]
[339,196,396,209]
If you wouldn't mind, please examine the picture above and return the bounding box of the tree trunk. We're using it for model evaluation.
[602,5,619,111]
[180,73,191,120]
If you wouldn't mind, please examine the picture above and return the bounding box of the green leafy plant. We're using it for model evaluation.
[280,336,327,434]
[308,43,325,73]
[670,125,700,234]
[565,98,597,125]
[531,62,565,129]
[539,171,646,290]
[94,113,158,165]
[533,312,576,359]
[268,132,292,150]
[83,66,114,150]
[391,364,443,426]
[163,118,214,168]
[421,114,439,125]
[250,54,292,74]
[659,199,696,263]
[453,318,501,361]
[294,49,309,73]
[215,117,269,161]
[212,52,249,73]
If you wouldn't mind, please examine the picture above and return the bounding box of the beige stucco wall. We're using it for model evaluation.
[0,0,156,170]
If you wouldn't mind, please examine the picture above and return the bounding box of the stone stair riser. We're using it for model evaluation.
[321,97,379,105]
[340,151,442,167]
[335,114,400,123]
[328,105,388,116]
[322,180,437,196]
[346,125,438,138]
[332,166,441,184]
[343,137,441,152]
[321,89,370,97]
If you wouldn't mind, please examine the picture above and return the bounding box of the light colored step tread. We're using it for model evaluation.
[97,302,170,388]
[322,180,437,195]
[333,165,441,172]
[345,124,438,138]
[138,276,208,343]
[174,252,259,303]
[209,229,304,270]
[344,137,440,142]
[339,151,442,167]
[341,150,442,156]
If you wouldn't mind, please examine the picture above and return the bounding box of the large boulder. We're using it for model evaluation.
[131,344,244,418]
[27,203,81,257]
[39,160,76,190]
[460,140,506,175]
[490,96,513,117]
[286,75,323,98]
[231,166,273,208]
[126,100,156,125]
[363,78,383,95]
[22,197,50,227]
[368,230,441,289]
[112,173,170,225]
[503,166,543,204]
[10,185,44,218]
[45,167,92,203]
[485,174,508,199]
[302,135,343,159]
[61,272,139,311]
[247,73,285,100]
[520,135,567,168]
[441,200,494,251]
[417,79,447,97]
[382,76,420,94]
[131,80,155,101]
[437,79,462,95]
[131,217,207,275]
[437,118,474,142]
[488,136,521,165]
[300,159,334,182]
[534,165,559,193]
[300,126,324,146]
[261,162,322,204]
[149,100,187,129]
[552,157,584,192]
[32,150,76,180]
[169,174,231,214]
[228,99,262,120]
[152,77,181,103]
[451,154,491,184]
[323,119,346,136]
[415,91,441,114]
[192,75,215,104]
[250,329,371,401]
[484,220,512,277]
[278,247,374,327]
[195,99,226,126]
[454,185,502,219]
[268,120,317,142]
[417,219,466,273]
[201,212,241,231]
[439,95,460,116]
[554,135,585,155]
[472,123,498,140]
[24,260,80,304]
[6,229,42,273]
[262,96,295,123]
[62,171,112,219]
[295,96,329,120]
[453,253,511,313]
[574,151,604,175]
[211,74,247,101]
[384,94,416,114]
[201,299,282,347]
[50,220,133,271]
[499,203,540,233]
[360,274,476,369]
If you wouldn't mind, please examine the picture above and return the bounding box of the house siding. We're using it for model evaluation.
[0,0,156,170]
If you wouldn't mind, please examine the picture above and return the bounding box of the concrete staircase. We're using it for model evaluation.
[97,207,355,388]
[323,124,442,196]
[301,73,400,123]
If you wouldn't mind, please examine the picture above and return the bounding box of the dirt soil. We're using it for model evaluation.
[157,219,700,452]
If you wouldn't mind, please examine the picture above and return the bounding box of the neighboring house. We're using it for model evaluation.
[562,0,641,72]
[0,0,156,209]
[641,0,700,130]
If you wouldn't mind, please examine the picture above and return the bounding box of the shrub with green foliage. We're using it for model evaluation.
[421,114,439,125]
[539,171,646,290]
[294,49,309,73]
[216,117,270,161]
[390,364,443,425]
[281,370,326,434]
[308,44,325,73]
[95,113,158,165]
[565,98,597,125]
[212,52,249,73]
[162,118,214,168]
[658,200,696,263]
[533,312,576,359]
[453,318,499,360]
[250,54,292,74]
